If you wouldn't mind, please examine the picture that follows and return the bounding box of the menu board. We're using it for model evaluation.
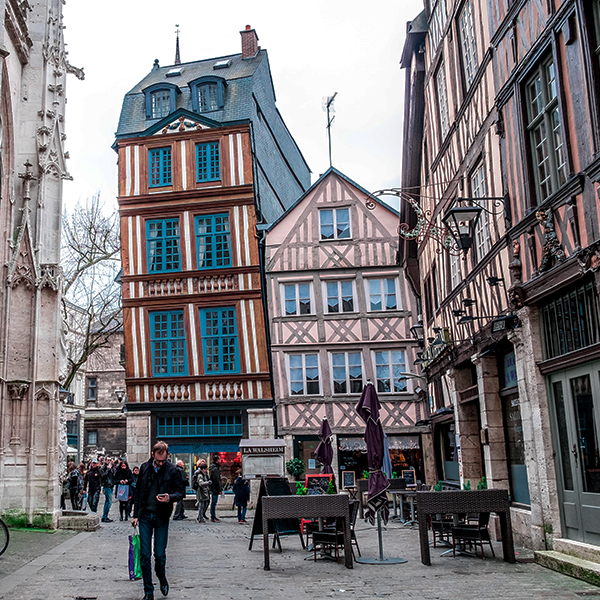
[402,469,416,486]
[342,471,356,489]
[305,474,333,495]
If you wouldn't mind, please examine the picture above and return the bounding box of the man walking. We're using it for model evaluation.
[172,460,189,520]
[84,459,102,513]
[100,457,116,522]
[132,441,185,600]
[209,455,223,523]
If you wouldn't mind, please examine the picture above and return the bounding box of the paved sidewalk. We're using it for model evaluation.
[0,504,598,600]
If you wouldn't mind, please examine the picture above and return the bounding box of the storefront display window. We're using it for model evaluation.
[338,435,423,482]
[439,423,459,482]
[295,437,322,475]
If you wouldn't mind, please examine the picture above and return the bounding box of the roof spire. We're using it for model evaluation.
[174,24,181,65]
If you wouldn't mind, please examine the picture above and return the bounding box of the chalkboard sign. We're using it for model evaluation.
[305,474,333,495]
[342,471,356,490]
[402,470,416,486]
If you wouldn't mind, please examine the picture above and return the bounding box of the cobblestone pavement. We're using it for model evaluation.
[0,501,599,600]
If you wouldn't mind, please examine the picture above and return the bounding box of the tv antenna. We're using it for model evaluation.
[322,93,337,168]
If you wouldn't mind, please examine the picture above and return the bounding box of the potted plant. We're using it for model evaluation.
[286,458,306,481]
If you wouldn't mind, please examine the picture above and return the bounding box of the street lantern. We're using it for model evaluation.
[409,323,424,345]
[442,205,483,253]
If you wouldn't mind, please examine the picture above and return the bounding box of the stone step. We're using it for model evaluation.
[534,550,600,587]
[552,538,600,564]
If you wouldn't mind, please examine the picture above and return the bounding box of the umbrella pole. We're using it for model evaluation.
[355,509,408,565]
[377,512,384,561]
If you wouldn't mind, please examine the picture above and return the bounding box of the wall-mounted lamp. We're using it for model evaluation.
[409,323,425,346]
[452,309,465,317]
[462,298,476,307]
[491,314,519,332]
[442,205,483,253]
[487,276,504,287]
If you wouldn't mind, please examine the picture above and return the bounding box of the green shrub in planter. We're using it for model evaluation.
[286,458,306,480]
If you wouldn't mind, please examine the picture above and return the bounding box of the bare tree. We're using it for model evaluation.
[61,194,122,390]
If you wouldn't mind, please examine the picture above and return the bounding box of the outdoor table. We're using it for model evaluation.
[415,489,516,566]
[261,494,353,570]
[389,490,417,525]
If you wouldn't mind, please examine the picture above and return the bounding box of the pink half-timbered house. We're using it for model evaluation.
[265,168,430,483]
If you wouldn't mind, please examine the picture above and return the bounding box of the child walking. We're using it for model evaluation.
[232,470,250,524]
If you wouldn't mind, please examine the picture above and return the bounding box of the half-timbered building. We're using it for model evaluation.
[115,27,310,478]
[403,0,600,558]
[265,168,429,484]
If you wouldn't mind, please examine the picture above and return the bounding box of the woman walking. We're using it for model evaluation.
[115,460,133,521]
[232,470,250,524]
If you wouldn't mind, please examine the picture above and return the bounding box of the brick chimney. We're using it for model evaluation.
[240,25,259,59]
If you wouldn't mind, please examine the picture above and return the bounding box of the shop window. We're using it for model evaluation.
[157,415,242,437]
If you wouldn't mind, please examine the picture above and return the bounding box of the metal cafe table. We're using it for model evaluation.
[261,494,353,570]
[415,489,516,565]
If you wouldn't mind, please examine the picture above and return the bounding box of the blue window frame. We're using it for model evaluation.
[196,142,220,182]
[146,219,181,273]
[188,76,226,113]
[157,415,242,438]
[319,208,350,240]
[149,147,172,187]
[195,214,231,269]
[150,311,187,376]
[200,307,239,374]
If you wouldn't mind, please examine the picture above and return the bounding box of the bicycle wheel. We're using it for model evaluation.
[0,518,9,556]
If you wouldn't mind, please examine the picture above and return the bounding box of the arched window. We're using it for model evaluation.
[189,76,226,113]
[142,83,180,120]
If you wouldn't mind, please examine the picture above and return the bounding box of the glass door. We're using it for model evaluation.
[549,365,600,545]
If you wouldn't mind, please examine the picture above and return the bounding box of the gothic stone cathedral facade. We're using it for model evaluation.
[0,1,81,525]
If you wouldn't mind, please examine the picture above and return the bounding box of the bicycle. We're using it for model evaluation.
[0,517,8,556]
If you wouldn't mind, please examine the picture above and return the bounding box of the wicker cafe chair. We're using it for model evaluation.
[451,512,496,559]
[312,500,360,562]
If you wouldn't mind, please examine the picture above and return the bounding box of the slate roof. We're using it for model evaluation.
[116,50,268,138]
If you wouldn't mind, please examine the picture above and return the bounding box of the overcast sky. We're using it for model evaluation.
[62,0,424,213]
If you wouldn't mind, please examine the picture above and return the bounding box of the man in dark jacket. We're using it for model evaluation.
[132,441,185,600]
[84,459,102,513]
[209,455,223,523]
[100,458,116,522]
[172,460,189,520]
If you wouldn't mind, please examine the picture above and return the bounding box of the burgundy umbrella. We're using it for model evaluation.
[314,417,334,476]
[355,383,390,525]
[355,383,406,565]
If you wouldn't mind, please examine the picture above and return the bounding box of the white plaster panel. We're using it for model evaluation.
[237,133,244,184]
[134,145,140,196]
[125,146,132,196]
[229,134,236,186]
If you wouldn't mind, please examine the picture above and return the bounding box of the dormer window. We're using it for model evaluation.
[143,83,180,120]
[189,76,226,114]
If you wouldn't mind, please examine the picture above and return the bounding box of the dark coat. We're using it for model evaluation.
[133,458,185,519]
[100,464,116,488]
[209,463,223,494]
[232,476,250,507]
[84,467,102,492]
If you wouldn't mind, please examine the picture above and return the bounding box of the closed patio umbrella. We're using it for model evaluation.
[314,417,334,477]
[356,383,390,525]
[355,382,406,565]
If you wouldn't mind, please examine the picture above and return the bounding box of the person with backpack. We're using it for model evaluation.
[232,470,250,524]
[67,461,82,510]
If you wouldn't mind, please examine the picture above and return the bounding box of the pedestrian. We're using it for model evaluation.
[132,440,185,600]
[67,461,82,510]
[232,469,250,524]
[129,465,139,519]
[172,460,189,520]
[192,461,210,523]
[115,460,133,521]
[100,457,116,522]
[209,454,223,522]
[84,459,102,513]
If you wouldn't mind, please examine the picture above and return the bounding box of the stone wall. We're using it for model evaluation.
[126,411,151,467]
